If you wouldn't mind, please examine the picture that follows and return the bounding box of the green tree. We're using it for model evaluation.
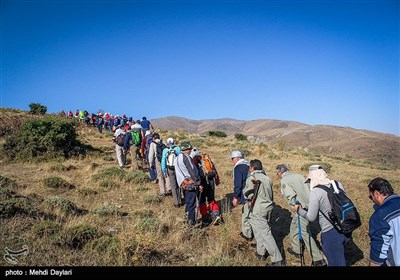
[29,103,47,115]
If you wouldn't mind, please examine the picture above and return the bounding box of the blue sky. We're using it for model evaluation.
[1,0,399,135]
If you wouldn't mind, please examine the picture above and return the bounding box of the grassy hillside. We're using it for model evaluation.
[1,109,399,266]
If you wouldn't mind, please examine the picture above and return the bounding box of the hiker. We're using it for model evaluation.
[175,141,201,226]
[96,113,104,134]
[230,150,252,241]
[113,125,126,168]
[276,164,326,266]
[190,147,222,226]
[144,130,157,182]
[148,133,171,196]
[140,117,154,138]
[367,177,400,266]
[130,124,143,160]
[161,138,183,207]
[294,165,351,266]
[244,159,284,266]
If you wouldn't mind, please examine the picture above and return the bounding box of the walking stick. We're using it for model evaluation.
[295,200,305,266]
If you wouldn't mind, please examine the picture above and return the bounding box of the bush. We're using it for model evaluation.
[29,103,47,115]
[58,224,99,249]
[45,196,78,215]
[208,131,227,138]
[43,176,75,189]
[31,221,62,237]
[234,133,248,141]
[2,117,84,161]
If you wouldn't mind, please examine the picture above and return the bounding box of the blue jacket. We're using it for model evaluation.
[123,132,132,150]
[369,194,400,266]
[233,163,249,204]
[161,145,182,175]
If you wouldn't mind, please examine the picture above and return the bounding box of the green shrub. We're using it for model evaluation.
[234,133,248,141]
[43,176,75,189]
[49,163,68,171]
[137,216,160,233]
[143,195,163,204]
[208,131,227,138]
[88,236,121,256]
[29,103,47,115]
[77,188,97,196]
[0,175,19,189]
[93,205,125,216]
[2,117,84,161]
[45,196,78,214]
[0,188,15,200]
[31,221,62,237]
[125,171,150,184]
[0,197,39,218]
[59,224,99,249]
[92,167,126,181]
[98,179,119,189]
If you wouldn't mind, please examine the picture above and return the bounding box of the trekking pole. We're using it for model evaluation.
[295,200,305,266]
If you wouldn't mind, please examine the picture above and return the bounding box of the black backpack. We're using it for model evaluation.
[316,181,361,236]
[156,142,167,162]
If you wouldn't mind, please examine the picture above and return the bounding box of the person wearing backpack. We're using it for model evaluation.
[161,138,182,207]
[148,133,171,196]
[276,164,326,266]
[175,141,201,226]
[113,126,126,168]
[190,147,222,226]
[129,125,142,160]
[367,177,400,266]
[294,165,351,266]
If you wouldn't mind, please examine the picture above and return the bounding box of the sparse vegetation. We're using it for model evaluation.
[43,176,75,189]
[235,133,248,141]
[0,109,399,266]
[208,130,227,138]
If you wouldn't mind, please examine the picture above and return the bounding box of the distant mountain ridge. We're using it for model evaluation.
[152,116,400,165]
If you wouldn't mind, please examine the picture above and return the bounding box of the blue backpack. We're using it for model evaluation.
[316,181,361,236]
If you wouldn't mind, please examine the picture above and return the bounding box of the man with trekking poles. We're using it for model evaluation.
[276,164,326,266]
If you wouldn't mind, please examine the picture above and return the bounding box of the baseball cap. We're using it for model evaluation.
[230,150,242,159]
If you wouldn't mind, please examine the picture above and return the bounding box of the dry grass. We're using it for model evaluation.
[0,122,399,267]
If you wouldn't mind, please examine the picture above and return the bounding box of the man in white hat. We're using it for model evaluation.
[230,150,252,241]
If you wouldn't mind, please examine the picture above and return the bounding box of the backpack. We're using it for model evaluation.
[114,134,125,147]
[166,148,177,170]
[316,181,361,236]
[200,153,215,175]
[130,131,141,146]
[156,142,167,162]
[199,153,220,185]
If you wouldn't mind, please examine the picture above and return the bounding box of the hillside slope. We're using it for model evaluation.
[152,116,400,165]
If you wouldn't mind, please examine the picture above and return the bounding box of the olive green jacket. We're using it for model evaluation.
[244,170,274,216]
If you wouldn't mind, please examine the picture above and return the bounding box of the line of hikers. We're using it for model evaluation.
[108,120,398,267]
[112,122,222,227]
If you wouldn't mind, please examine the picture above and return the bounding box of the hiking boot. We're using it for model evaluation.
[268,260,286,266]
[287,247,301,259]
[239,232,253,242]
[165,190,172,196]
[312,259,327,267]
[255,252,266,261]
[157,192,165,197]
[201,216,212,227]
[210,214,222,226]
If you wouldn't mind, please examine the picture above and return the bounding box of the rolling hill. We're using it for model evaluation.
[152,116,400,166]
